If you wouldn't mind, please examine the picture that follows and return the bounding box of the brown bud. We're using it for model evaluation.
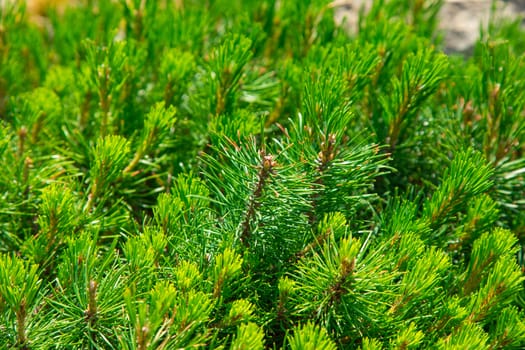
[490,83,501,101]
[263,154,276,171]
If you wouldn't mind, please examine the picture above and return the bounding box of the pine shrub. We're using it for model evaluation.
[0,0,524,349]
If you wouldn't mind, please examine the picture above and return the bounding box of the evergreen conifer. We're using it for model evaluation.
[0,1,524,348]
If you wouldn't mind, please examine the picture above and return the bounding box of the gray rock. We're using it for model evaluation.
[333,0,525,53]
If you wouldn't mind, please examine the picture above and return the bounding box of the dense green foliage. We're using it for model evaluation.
[1,0,524,348]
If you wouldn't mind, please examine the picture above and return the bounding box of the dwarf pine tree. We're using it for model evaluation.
[0,0,524,349]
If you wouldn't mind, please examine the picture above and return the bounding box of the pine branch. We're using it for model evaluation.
[239,151,276,247]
